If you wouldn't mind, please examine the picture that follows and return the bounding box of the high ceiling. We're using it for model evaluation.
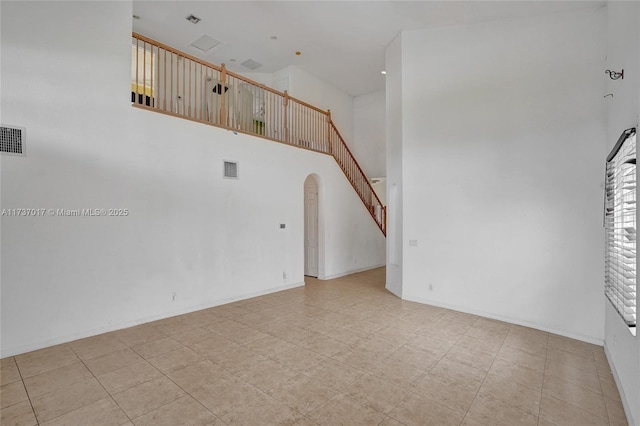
[132,1,604,97]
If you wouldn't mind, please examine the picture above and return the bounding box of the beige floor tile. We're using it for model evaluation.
[269,346,327,372]
[430,358,486,390]
[130,337,183,359]
[15,345,79,379]
[472,318,511,334]
[40,397,128,426]
[97,361,163,394]
[153,318,199,336]
[204,319,254,337]
[68,334,127,361]
[210,347,268,375]
[465,326,507,345]
[31,378,109,423]
[378,416,406,426]
[1,358,16,368]
[502,334,548,357]
[466,393,537,426]
[496,344,546,372]
[147,347,202,374]
[191,376,262,417]
[189,334,239,357]
[0,400,38,426]
[345,373,408,414]
[478,373,541,416]
[389,393,465,426]
[542,375,608,420]
[23,362,93,398]
[387,345,440,372]
[165,359,231,393]
[546,347,598,374]
[445,344,496,372]
[308,393,385,426]
[132,395,219,426]
[112,376,185,419]
[406,335,455,357]
[322,326,368,346]
[235,358,299,393]
[116,325,166,347]
[169,327,218,347]
[411,373,477,414]
[544,358,602,394]
[266,374,336,414]
[368,357,426,389]
[604,395,629,426]
[303,358,364,392]
[488,358,544,391]
[222,391,303,426]
[599,375,619,399]
[1,362,22,386]
[453,335,502,356]
[1,381,29,409]
[297,334,350,358]
[84,348,142,376]
[539,393,609,426]
[240,336,298,357]
[547,335,597,360]
[459,415,486,426]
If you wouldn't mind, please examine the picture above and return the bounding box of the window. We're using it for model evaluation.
[604,128,637,334]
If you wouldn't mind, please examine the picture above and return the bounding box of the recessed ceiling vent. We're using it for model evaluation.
[1,125,25,156]
[190,35,220,52]
[223,161,238,179]
[241,59,262,71]
[186,14,201,24]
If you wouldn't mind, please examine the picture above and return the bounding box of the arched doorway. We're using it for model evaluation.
[304,175,319,277]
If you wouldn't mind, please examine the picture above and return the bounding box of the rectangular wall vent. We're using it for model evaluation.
[223,160,238,179]
[1,125,26,156]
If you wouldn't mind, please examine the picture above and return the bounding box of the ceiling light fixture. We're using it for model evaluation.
[295,51,301,56]
[186,14,201,24]
[381,71,387,75]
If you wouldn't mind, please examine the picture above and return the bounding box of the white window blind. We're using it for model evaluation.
[605,128,636,333]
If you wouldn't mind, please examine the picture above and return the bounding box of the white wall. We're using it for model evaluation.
[353,90,386,178]
[603,2,640,424]
[388,7,607,342]
[385,35,403,298]
[273,65,354,146]
[0,0,384,358]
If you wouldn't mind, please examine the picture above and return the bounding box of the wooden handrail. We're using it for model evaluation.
[330,122,385,211]
[131,32,384,236]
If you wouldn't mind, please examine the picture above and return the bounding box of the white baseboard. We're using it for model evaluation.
[603,343,636,426]
[319,264,386,280]
[0,281,305,358]
[402,294,604,346]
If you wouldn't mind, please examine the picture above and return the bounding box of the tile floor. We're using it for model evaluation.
[0,268,628,426]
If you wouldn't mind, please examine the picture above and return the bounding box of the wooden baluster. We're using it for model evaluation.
[284,91,289,143]
[134,39,139,104]
[220,64,227,127]
[327,110,332,154]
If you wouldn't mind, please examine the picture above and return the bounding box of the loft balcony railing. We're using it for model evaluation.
[132,33,386,236]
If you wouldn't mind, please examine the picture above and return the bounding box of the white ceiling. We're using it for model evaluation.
[132,1,605,97]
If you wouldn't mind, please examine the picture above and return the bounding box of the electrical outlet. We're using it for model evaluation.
[172,292,176,302]
[283,272,287,280]
[428,284,433,291]
[409,239,418,247]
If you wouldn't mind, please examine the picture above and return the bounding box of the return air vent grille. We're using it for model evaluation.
[1,125,25,156]
[223,160,238,179]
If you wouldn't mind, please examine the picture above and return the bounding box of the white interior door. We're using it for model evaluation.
[304,183,319,277]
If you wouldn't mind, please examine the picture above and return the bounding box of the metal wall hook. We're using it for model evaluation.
[605,69,624,80]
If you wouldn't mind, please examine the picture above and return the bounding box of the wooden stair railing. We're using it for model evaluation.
[131,33,385,236]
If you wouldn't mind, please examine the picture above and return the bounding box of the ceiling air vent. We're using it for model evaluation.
[223,160,238,179]
[185,14,201,24]
[190,35,220,52]
[241,59,262,71]
[1,125,25,156]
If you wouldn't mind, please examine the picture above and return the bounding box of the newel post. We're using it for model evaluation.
[220,63,227,127]
[284,90,290,143]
